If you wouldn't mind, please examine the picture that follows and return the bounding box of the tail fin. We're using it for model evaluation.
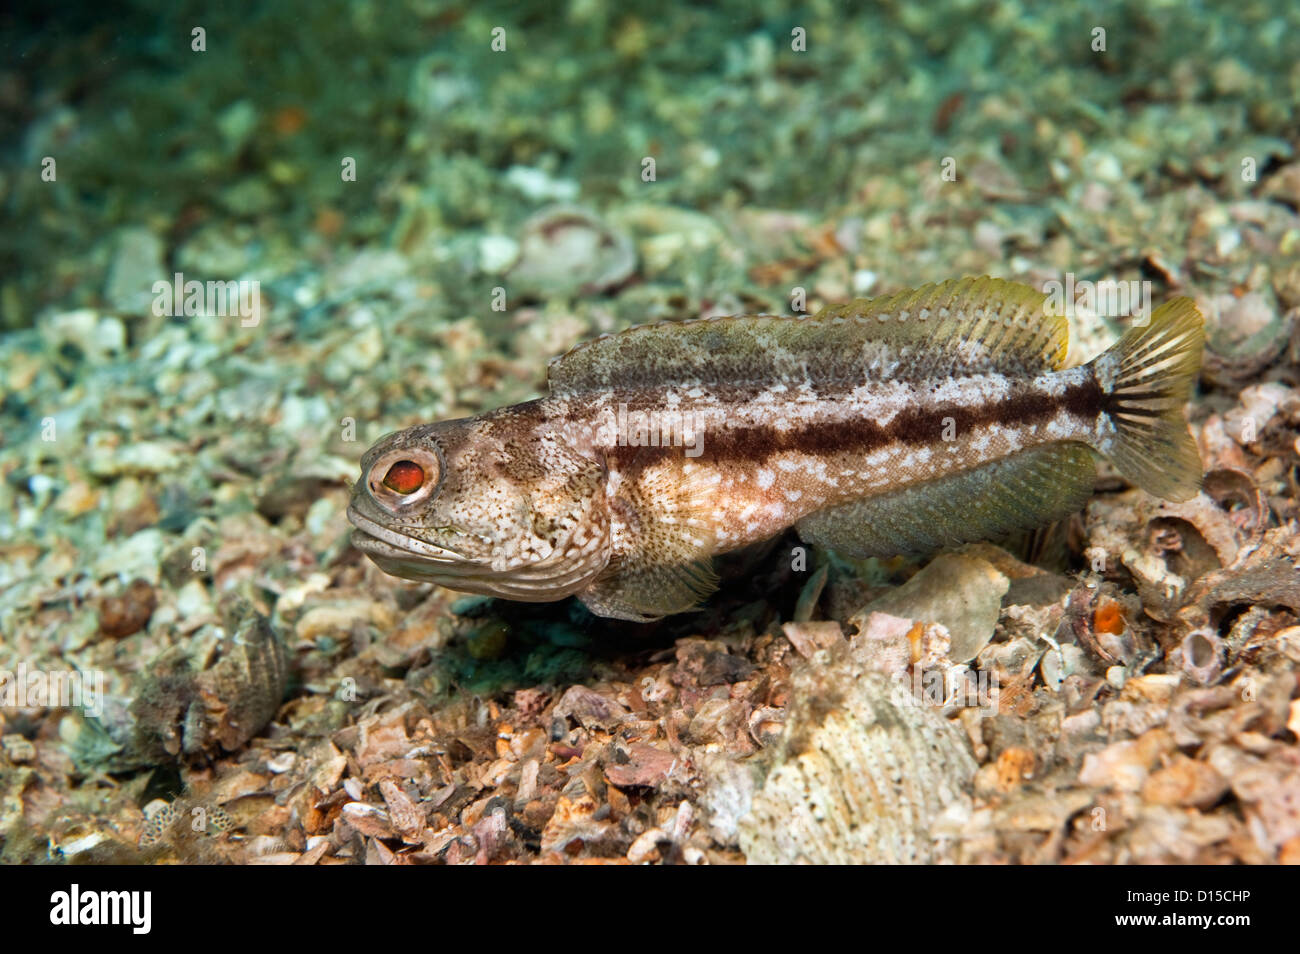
[1090,297,1204,502]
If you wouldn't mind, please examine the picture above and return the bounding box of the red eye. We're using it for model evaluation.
[382,460,425,495]
[366,446,440,508]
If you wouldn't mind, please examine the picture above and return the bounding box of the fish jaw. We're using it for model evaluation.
[347,506,468,563]
[348,498,608,600]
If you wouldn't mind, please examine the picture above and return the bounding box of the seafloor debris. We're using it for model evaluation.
[96,578,158,639]
[5,363,1297,865]
[852,552,1009,663]
[739,661,977,864]
[2,3,1299,865]
[507,205,638,300]
[68,596,289,771]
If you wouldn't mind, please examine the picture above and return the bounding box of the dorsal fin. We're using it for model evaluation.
[547,277,1068,394]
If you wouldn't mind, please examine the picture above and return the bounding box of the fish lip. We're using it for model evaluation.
[345,506,464,561]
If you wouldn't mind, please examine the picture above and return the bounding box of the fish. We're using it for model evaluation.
[347,277,1204,621]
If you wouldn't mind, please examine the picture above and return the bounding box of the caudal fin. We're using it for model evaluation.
[1091,297,1204,502]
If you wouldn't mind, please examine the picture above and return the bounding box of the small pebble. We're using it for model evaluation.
[97,579,158,639]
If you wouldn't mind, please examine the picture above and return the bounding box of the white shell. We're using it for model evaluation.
[739,658,977,864]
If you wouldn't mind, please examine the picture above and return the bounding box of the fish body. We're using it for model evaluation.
[348,277,1204,620]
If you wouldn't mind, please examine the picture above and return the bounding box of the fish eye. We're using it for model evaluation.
[366,446,440,509]
[382,460,424,494]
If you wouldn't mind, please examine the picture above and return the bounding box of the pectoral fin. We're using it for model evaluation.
[578,453,722,621]
[577,559,718,622]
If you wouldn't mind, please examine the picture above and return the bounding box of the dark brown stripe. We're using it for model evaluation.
[605,374,1104,470]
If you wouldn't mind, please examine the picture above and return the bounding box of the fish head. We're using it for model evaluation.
[346,410,612,602]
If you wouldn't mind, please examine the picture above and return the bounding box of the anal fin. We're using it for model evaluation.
[795,443,1097,559]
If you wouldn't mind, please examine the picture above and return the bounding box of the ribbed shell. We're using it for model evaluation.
[740,660,976,864]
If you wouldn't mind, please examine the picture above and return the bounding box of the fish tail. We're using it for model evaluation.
[1090,297,1204,502]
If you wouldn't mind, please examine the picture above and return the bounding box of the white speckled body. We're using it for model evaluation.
[348,277,1203,621]
[546,362,1103,556]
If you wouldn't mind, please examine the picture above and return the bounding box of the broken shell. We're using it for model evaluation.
[851,552,1007,663]
[1,734,35,764]
[553,684,629,732]
[781,620,843,659]
[738,654,976,864]
[793,563,830,622]
[994,746,1037,792]
[507,205,636,299]
[540,793,612,853]
[1181,627,1225,685]
[1039,640,1087,691]
[138,800,179,849]
[185,597,289,755]
[1079,729,1175,791]
[1277,626,1300,665]
[1178,542,1300,632]
[627,827,669,864]
[207,805,236,833]
[1201,292,1291,389]
[746,706,785,748]
[97,578,158,639]
[1200,469,1269,551]
[1199,414,1250,472]
[1087,472,1270,624]
[1062,583,1137,666]
[1222,384,1291,447]
[1141,755,1230,809]
[1124,548,1188,623]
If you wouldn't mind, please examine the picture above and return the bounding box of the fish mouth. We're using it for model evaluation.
[347,503,607,601]
[345,507,465,563]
